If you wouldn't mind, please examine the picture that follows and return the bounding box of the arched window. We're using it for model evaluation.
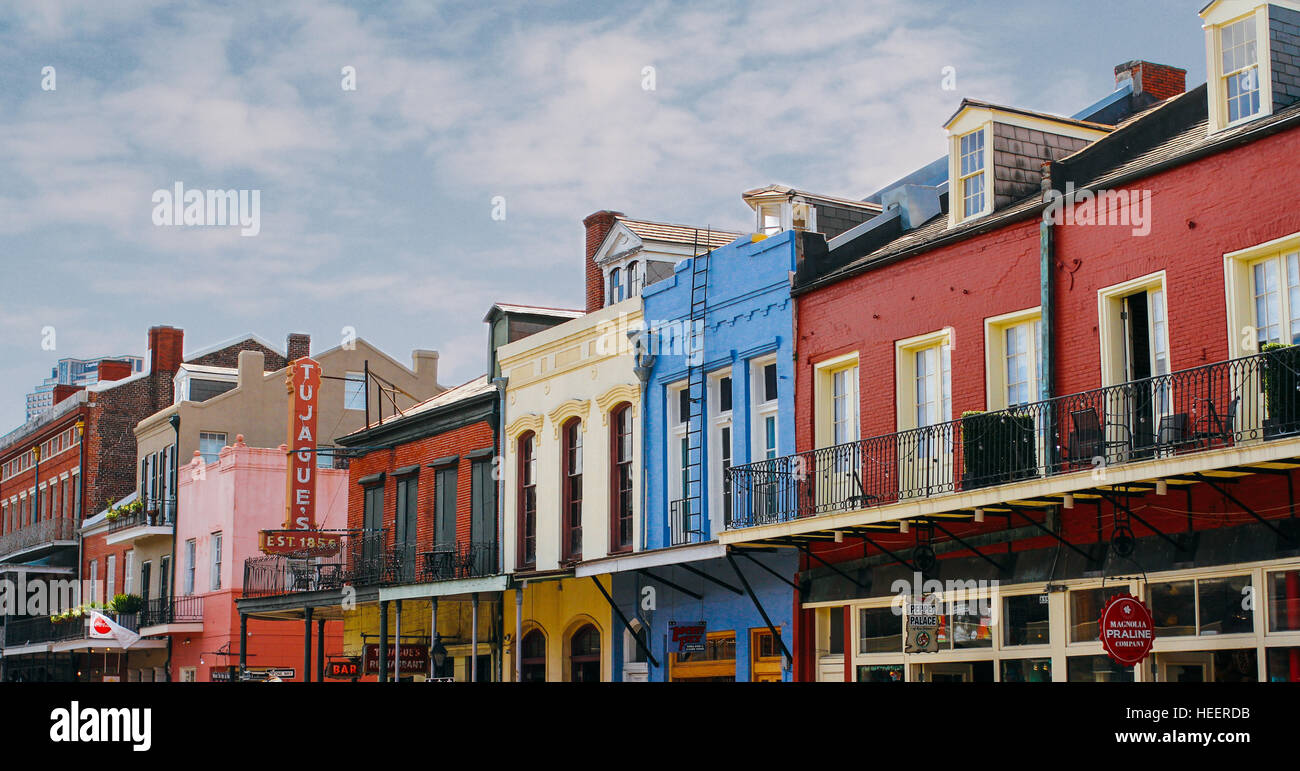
[521,628,546,682]
[627,261,641,298]
[561,418,583,561]
[608,267,623,305]
[517,432,537,568]
[609,403,633,553]
[570,624,601,682]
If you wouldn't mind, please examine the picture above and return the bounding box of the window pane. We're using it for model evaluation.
[1003,594,1050,646]
[1150,580,1196,636]
[1067,654,1135,682]
[763,363,778,402]
[828,608,844,655]
[856,664,904,682]
[1001,658,1051,682]
[719,376,732,413]
[858,606,903,654]
[1265,646,1300,682]
[1069,587,1129,643]
[1268,569,1300,632]
[1197,575,1253,635]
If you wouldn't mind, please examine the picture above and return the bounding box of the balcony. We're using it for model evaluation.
[106,498,175,545]
[243,531,386,599]
[2,612,141,650]
[0,517,77,562]
[242,532,504,599]
[725,348,1300,530]
[138,595,204,633]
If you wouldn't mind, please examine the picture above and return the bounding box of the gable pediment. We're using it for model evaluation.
[593,222,645,267]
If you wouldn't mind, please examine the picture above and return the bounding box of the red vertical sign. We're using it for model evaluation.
[286,357,321,530]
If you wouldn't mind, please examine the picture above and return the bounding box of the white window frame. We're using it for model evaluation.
[667,381,690,507]
[184,538,196,595]
[106,554,117,599]
[198,432,227,465]
[708,369,734,530]
[751,356,780,461]
[985,308,1044,410]
[1204,6,1275,133]
[957,128,988,221]
[1226,232,1300,358]
[211,531,223,591]
[123,550,135,595]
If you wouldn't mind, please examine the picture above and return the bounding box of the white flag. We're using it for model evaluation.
[88,610,141,649]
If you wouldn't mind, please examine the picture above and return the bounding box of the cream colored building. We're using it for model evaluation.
[498,298,643,682]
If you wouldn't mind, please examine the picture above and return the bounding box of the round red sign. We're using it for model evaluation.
[1098,593,1155,666]
[92,616,112,635]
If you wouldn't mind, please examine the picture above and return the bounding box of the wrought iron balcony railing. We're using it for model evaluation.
[107,498,177,533]
[3,612,141,647]
[725,348,1300,530]
[242,530,387,598]
[388,540,499,584]
[138,595,204,627]
[242,532,502,598]
[0,517,77,560]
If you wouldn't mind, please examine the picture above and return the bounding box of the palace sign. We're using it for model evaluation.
[258,530,342,557]
[285,356,321,530]
[1099,593,1155,667]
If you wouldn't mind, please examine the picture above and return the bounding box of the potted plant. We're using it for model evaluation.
[1262,342,1300,438]
[961,410,1037,490]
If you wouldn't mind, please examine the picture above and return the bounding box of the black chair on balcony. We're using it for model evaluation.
[317,563,343,590]
[1154,412,1189,456]
[1193,395,1239,448]
[1067,407,1132,465]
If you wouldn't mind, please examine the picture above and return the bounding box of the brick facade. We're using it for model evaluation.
[583,210,623,313]
[347,418,496,554]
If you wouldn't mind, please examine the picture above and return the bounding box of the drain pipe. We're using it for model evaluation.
[1039,163,1057,405]
[627,326,654,552]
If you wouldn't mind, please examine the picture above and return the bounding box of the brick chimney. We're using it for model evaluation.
[1115,60,1187,102]
[286,333,311,362]
[96,360,133,383]
[583,210,623,313]
[148,326,184,377]
[52,384,84,406]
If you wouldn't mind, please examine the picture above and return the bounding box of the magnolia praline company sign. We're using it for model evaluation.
[1098,593,1155,666]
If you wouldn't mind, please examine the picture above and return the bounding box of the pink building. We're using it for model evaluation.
[164,438,347,682]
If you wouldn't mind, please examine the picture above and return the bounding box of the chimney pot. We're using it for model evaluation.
[1114,60,1186,102]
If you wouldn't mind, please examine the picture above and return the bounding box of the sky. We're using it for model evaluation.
[0,0,1209,430]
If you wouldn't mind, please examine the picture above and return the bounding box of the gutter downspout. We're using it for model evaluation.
[491,376,507,681]
[1040,163,1057,446]
[165,414,180,682]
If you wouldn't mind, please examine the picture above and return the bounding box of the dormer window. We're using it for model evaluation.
[958,129,987,220]
[1201,1,1300,134]
[759,204,782,235]
[1221,16,1262,123]
[605,260,645,305]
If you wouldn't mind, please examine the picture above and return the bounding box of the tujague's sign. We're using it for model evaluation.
[1098,593,1155,666]
[363,643,430,675]
[285,356,321,530]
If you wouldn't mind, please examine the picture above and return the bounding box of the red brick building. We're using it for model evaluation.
[722,1,1300,684]
[0,325,294,681]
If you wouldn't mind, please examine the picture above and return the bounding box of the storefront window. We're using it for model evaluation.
[859,607,903,654]
[949,601,993,649]
[1069,587,1128,643]
[1003,594,1050,646]
[1198,575,1253,635]
[1150,580,1196,636]
[1267,570,1300,632]
[1001,658,1051,682]
[1067,655,1135,682]
[1265,646,1300,682]
[857,664,904,682]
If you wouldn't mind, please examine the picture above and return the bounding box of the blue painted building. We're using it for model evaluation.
[603,229,800,682]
